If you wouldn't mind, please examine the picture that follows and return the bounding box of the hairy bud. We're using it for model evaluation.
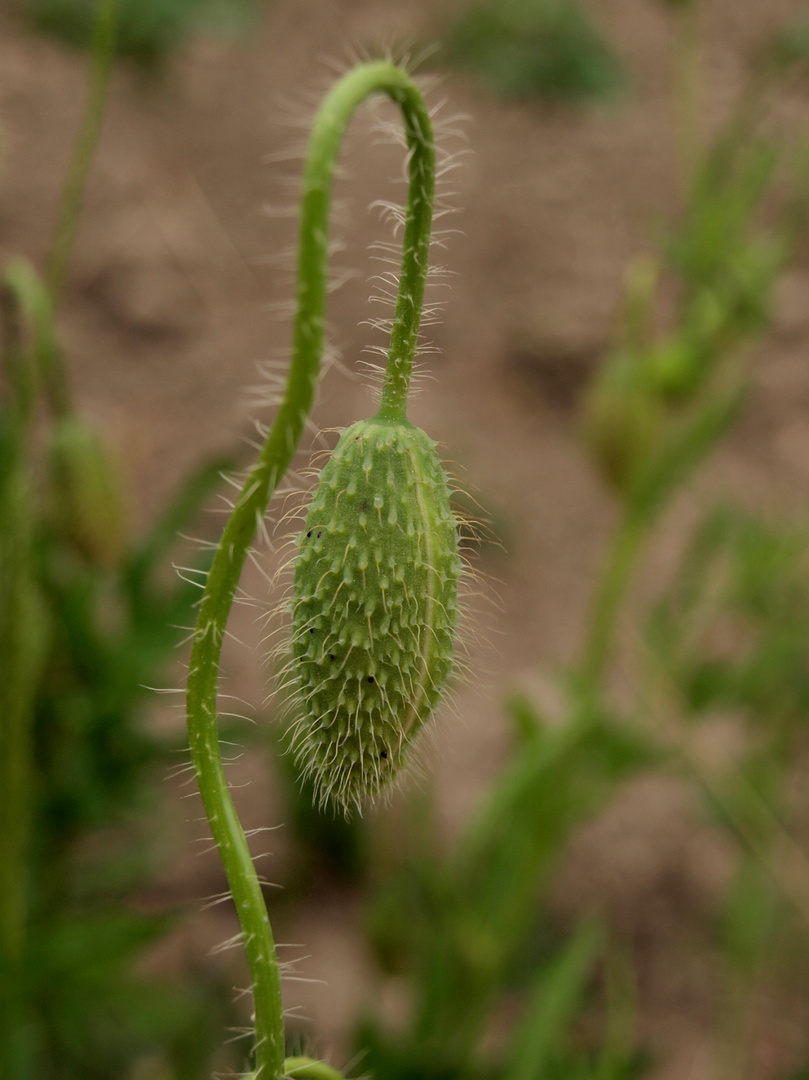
[288,415,461,813]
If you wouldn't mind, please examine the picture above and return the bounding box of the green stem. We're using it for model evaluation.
[374,82,435,421]
[185,62,436,1080]
[45,0,119,413]
[672,0,702,198]
[3,259,57,424]
[0,323,48,1080]
[578,510,647,698]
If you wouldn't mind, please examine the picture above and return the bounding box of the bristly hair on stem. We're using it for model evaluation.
[184,62,438,1080]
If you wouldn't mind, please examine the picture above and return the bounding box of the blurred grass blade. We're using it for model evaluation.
[0,431,49,1079]
[2,258,59,421]
[594,944,638,1080]
[504,918,601,1080]
[630,380,747,522]
[46,0,119,314]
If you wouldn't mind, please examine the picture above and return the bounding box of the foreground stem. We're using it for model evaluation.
[185,62,435,1079]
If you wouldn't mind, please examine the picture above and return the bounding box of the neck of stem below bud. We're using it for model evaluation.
[377,347,415,422]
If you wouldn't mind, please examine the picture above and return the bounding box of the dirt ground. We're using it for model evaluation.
[4,0,809,1075]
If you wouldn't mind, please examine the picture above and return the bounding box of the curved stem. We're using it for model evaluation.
[185,62,436,1080]
[374,79,435,421]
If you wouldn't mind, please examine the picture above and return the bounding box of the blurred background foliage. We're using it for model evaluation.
[4,0,809,1078]
[17,0,260,66]
[0,257,238,1077]
[438,0,627,103]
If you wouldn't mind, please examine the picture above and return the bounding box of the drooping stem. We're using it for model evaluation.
[374,82,435,421]
[185,62,436,1080]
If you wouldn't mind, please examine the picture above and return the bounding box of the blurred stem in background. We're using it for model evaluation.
[1,19,119,1056]
[354,13,809,1079]
[671,0,702,195]
[0,275,48,1080]
[46,0,118,320]
[20,0,260,68]
[580,30,809,703]
[1,0,239,1075]
[578,510,647,700]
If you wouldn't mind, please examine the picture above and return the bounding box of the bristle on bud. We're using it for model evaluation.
[288,415,460,813]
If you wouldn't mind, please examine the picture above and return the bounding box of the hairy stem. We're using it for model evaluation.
[185,62,436,1080]
[374,81,435,421]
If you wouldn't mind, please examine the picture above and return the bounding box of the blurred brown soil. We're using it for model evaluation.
[4,0,809,1074]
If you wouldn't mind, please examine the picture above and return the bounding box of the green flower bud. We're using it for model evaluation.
[288,415,461,813]
[648,338,704,401]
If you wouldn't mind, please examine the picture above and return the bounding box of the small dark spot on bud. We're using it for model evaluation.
[317,530,322,538]
[309,628,315,634]
[380,749,388,759]
[307,530,312,538]
[329,654,335,660]
[367,675,375,683]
